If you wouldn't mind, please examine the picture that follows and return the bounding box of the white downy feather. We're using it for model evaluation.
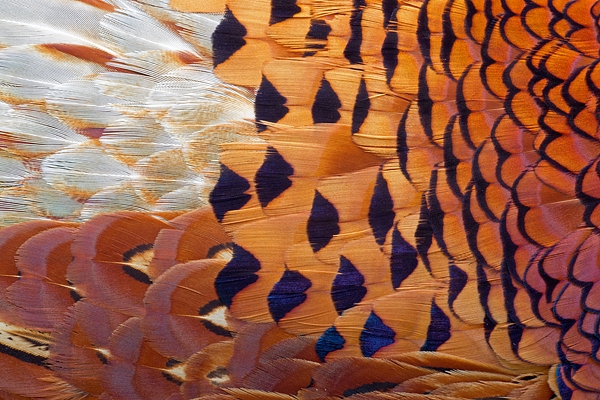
[129,0,223,52]
[99,0,198,55]
[0,45,104,103]
[46,78,122,128]
[0,0,259,226]
[0,107,87,156]
[41,144,135,199]
[0,0,116,54]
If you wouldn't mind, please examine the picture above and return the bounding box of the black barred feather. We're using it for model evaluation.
[0,0,599,398]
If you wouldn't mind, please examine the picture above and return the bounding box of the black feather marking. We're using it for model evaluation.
[344,0,366,64]
[369,169,395,246]
[215,244,260,308]
[390,226,418,289]
[255,146,294,207]
[420,299,451,351]
[210,164,251,222]
[352,77,370,134]
[270,0,301,25]
[213,7,247,67]
[256,75,289,132]
[122,243,153,285]
[448,264,468,310]
[331,256,367,315]
[268,269,312,322]
[307,191,340,253]
[382,0,397,28]
[343,382,397,396]
[360,311,395,357]
[415,193,434,273]
[316,326,345,361]
[312,76,342,123]
[198,300,233,337]
[382,29,399,84]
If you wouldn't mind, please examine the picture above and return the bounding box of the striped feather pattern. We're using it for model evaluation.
[0,0,599,398]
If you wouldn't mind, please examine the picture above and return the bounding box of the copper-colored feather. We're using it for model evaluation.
[0,0,599,398]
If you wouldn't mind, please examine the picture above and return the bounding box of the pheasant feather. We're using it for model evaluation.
[0,0,599,398]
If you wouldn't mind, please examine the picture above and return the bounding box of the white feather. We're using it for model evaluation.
[100,117,180,162]
[150,66,255,140]
[0,45,103,102]
[0,151,28,189]
[41,144,135,198]
[132,0,223,52]
[0,0,117,54]
[0,107,86,156]
[80,185,151,220]
[100,0,198,54]
[0,0,257,225]
[46,78,122,127]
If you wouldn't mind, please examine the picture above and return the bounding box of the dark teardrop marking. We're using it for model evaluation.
[67,279,82,302]
[420,299,451,351]
[416,64,434,141]
[382,29,399,84]
[95,351,108,365]
[312,76,342,124]
[352,77,370,134]
[255,75,289,132]
[427,170,449,256]
[448,264,468,310]
[390,226,418,289]
[476,263,497,339]
[270,0,301,25]
[209,163,251,222]
[344,0,366,64]
[316,326,346,362]
[307,19,331,41]
[304,19,331,55]
[507,319,524,356]
[122,243,153,284]
[331,256,367,315]
[215,244,260,308]
[255,146,294,207]
[212,7,247,67]
[268,269,312,322]
[415,193,433,272]
[417,0,432,65]
[307,191,340,253]
[382,0,397,28]
[369,169,395,246]
[360,311,396,357]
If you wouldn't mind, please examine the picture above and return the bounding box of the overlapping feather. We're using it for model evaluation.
[0,0,258,226]
[0,0,599,399]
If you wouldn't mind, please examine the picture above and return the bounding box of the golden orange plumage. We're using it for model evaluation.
[0,0,598,398]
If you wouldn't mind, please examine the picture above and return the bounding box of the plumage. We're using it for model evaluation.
[0,0,599,398]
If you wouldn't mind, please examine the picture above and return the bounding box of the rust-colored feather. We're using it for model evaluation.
[0,0,599,398]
